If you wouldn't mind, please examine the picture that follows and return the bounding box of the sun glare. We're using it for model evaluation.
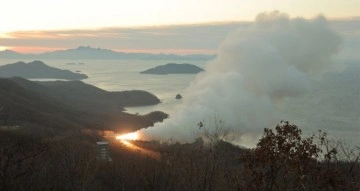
[116,132,139,141]
[0,46,8,51]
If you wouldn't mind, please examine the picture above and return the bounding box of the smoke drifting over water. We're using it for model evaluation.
[140,11,342,146]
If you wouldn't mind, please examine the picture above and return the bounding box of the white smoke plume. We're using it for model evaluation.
[140,11,341,146]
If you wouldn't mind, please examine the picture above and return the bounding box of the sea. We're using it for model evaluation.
[0,58,359,146]
[0,59,207,114]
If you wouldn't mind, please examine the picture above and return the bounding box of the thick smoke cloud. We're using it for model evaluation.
[140,11,341,146]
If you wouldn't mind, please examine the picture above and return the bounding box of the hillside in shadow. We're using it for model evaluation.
[0,77,167,136]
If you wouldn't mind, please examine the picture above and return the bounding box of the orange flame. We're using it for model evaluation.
[116,132,139,141]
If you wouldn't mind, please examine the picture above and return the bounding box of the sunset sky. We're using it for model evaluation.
[1,0,359,54]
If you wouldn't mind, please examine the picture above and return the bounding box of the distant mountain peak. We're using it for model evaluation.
[3,49,18,53]
[28,60,47,66]
[0,49,21,57]
[0,46,216,60]
[74,46,107,50]
[77,46,91,49]
[12,61,27,65]
[76,46,98,50]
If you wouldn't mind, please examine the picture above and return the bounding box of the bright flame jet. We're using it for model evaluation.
[116,132,139,141]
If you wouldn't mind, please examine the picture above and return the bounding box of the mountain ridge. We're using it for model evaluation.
[0,77,166,135]
[0,60,88,80]
[0,46,216,60]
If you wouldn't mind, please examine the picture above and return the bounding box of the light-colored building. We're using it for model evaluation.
[96,141,112,161]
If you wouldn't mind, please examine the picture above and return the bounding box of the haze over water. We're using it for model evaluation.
[0,56,358,146]
[1,2,359,147]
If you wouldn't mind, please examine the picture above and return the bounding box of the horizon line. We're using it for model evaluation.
[1,46,217,56]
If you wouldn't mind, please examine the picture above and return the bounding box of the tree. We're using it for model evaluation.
[0,131,47,190]
[238,121,342,190]
[199,117,231,146]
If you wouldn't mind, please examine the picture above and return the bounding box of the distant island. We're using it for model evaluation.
[176,94,182,99]
[66,62,85,65]
[0,46,215,61]
[140,63,204,75]
[0,60,88,80]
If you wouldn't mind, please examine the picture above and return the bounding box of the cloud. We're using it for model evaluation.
[139,11,342,146]
[0,23,242,54]
[1,18,357,55]
[1,18,358,55]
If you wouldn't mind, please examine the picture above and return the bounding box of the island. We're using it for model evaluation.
[66,62,85,65]
[176,94,182,99]
[140,63,204,75]
[0,77,166,133]
[0,60,88,80]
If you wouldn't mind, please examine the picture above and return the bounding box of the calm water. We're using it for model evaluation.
[0,59,359,145]
[0,59,206,114]
[280,61,360,145]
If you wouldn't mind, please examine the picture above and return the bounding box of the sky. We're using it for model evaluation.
[1,0,360,54]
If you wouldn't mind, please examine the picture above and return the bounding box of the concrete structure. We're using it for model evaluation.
[96,141,112,161]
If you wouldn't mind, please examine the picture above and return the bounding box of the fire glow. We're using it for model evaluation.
[116,132,139,141]
[115,131,159,158]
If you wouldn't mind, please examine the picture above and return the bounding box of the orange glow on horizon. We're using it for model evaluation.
[116,132,139,141]
[0,46,8,51]
[10,46,66,53]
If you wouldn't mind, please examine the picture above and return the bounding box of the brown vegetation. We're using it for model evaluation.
[0,121,359,190]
